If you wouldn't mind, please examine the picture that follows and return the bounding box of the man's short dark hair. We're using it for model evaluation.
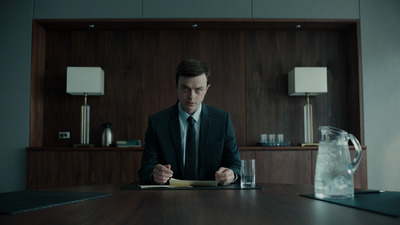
[175,59,210,84]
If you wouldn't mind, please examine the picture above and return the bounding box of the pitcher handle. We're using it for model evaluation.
[347,133,362,175]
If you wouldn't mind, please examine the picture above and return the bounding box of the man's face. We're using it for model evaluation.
[175,73,210,115]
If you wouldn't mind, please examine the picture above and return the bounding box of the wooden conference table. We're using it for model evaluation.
[1,183,398,225]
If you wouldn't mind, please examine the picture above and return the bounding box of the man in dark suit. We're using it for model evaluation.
[139,59,241,185]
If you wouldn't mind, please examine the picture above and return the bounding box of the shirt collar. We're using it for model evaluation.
[178,102,201,123]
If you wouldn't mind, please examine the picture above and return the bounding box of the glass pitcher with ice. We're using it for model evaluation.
[314,126,362,199]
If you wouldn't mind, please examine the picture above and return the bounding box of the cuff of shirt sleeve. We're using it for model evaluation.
[232,171,239,183]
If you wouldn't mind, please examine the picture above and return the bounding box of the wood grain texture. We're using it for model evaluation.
[245,30,349,145]
[119,150,143,184]
[28,20,365,189]
[32,20,362,147]
[27,147,367,189]
[345,24,364,144]
[4,184,399,225]
[199,30,247,145]
[241,149,313,184]
[43,30,145,146]
[26,147,143,189]
[143,30,201,119]
[30,22,46,146]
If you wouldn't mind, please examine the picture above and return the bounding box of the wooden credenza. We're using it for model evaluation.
[26,146,367,190]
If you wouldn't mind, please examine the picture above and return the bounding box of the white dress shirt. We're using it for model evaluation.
[178,102,201,167]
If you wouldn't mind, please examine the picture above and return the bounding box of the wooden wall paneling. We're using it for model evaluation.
[255,150,312,184]
[27,150,90,189]
[246,30,297,146]
[30,22,46,146]
[27,148,145,189]
[320,30,349,133]
[246,30,350,146]
[94,30,146,144]
[27,150,49,189]
[346,24,364,144]
[27,147,367,189]
[239,150,256,160]
[58,151,90,187]
[352,150,368,188]
[143,30,201,121]
[36,21,362,148]
[28,148,314,188]
[43,30,145,146]
[119,150,143,184]
[28,20,365,188]
[200,30,247,146]
[87,151,120,185]
[43,30,79,147]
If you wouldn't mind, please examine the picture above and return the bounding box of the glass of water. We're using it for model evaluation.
[240,159,255,188]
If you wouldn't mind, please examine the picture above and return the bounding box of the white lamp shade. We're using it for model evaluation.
[288,67,328,96]
[67,67,104,96]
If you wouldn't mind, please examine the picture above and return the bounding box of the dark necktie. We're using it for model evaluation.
[185,116,197,180]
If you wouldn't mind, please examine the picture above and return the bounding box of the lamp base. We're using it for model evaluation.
[73,144,94,147]
[301,142,319,147]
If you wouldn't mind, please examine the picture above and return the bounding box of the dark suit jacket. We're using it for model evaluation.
[139,102,241,184]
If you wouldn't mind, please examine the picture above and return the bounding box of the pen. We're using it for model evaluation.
[355,190,385,194]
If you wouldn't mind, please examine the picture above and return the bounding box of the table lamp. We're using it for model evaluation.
[288,67,327,146]
[67,67,104,146]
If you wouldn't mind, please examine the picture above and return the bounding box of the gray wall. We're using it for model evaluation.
[360,0,400,191]
[1,0,399,192]
[32,0,359,19]
[0,0,32,192]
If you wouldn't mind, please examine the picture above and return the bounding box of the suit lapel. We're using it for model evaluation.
[169,103,184,177]
[199,103,210,169]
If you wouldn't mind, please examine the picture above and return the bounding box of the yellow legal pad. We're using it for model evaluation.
[139,178,218,189]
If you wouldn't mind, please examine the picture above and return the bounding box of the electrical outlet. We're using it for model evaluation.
[59,132,70,139]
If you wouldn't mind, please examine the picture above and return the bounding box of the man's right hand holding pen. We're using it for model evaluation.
[152,164,173,184]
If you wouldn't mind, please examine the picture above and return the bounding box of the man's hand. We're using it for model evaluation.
[215,167,234,186]
[152,164,173,184]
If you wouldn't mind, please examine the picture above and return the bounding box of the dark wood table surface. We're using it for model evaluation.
[1,183,399,225]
